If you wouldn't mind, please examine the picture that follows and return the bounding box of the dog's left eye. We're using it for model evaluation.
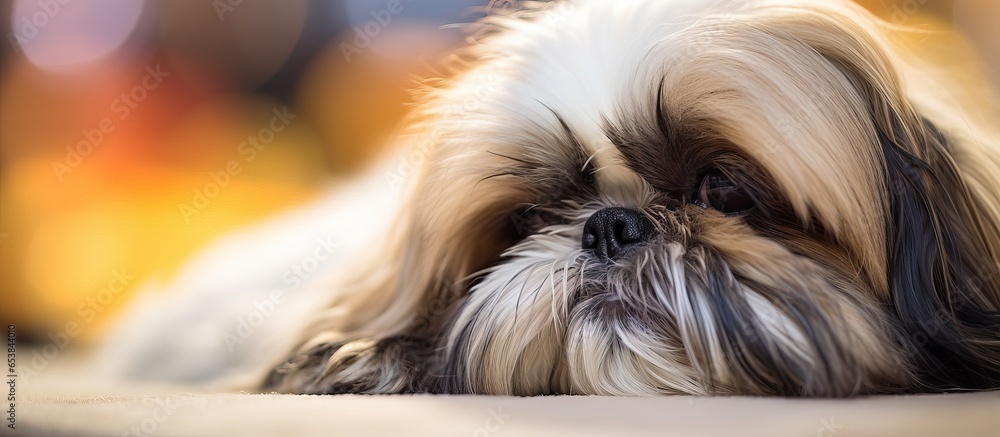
[695,170,755,215]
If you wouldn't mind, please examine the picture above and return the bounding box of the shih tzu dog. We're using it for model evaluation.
[101,0,1000,397]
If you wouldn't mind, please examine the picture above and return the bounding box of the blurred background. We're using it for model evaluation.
[0,0,998,346]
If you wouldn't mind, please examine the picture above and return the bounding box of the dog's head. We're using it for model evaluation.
[297,0,1000,396]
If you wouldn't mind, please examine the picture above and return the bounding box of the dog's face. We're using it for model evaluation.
[417,0,903,396]
[272,0,1000,397]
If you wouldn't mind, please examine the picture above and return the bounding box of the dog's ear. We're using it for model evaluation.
[830,22,1000,392]
[878,116,1000,390]
[783,2,1000,390]
[837,42,1000,392]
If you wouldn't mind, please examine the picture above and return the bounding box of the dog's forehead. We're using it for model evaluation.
[463,0,743,197]
[462,2,877,194]
[437,0,890,271]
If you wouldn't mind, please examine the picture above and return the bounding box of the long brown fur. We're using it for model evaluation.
[264,0,1000,396]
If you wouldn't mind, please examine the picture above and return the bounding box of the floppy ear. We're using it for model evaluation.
[783,1,1000,390]
[842,43,1000,392]
[878,116,1000,390]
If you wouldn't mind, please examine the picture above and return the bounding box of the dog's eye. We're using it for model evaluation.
[695,170,755,215]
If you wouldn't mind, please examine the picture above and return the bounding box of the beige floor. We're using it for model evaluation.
[13,372,1000,437]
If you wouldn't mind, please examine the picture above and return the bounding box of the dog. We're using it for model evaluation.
[100,0,1000,397]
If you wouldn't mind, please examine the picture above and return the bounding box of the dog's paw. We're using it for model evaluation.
[264,335,434,394]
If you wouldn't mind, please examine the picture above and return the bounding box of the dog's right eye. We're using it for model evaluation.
[694,170,755,215]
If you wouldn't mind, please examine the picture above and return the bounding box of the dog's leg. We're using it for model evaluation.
[264,335,438,394]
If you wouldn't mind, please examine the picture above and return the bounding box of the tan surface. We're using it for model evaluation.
[12,377,1000,437]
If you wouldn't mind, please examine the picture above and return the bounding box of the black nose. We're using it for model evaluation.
[581,207,655,260]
